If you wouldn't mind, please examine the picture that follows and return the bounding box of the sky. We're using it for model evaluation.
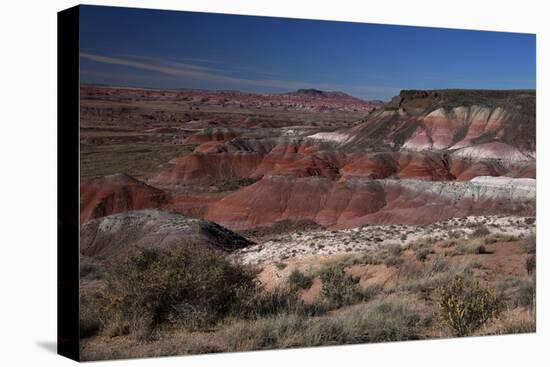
[79,5,536,101]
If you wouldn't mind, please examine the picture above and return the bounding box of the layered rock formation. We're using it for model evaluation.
[80,209,253,260]
[80,173,168,223]
[80,88,536,231]
[204,176,535,229]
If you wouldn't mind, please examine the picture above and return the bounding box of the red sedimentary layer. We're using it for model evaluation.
[80,173,168,223]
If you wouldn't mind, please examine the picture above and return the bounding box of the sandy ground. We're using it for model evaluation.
[235,215,535,264]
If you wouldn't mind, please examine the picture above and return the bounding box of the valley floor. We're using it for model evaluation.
[80,215,536,361]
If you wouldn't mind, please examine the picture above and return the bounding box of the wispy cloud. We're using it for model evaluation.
[80,52,399,98]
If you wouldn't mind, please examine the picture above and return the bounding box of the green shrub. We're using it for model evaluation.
[436,276,502,336]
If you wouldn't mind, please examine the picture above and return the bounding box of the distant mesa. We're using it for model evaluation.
[284,88,362,100]
[286,88,334,97]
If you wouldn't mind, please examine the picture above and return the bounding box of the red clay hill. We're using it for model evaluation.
[80,87,536,229]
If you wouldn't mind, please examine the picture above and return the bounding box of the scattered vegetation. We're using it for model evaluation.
[100,248,256,339]
[287,269,313,290]
[319,265,363,307]
[471,225,491,238]
[80,225,537,358]
[222,297,420,351]
[436,276,502,336]
[80,143,197,179]
[490,310,536,335]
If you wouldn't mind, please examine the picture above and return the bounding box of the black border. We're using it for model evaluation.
[57,5,80,362]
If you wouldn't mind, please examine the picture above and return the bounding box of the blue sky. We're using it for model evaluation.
[79,5,536,100]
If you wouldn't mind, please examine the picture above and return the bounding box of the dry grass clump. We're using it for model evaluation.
[318,265,379,308]
[287,268,313,290]
[471,225,491,238]
[491,309,535,335]
[399,258,479,297]
[334,243,404,267]
[483,233,518,244]
[350,243,404,267]
[513,275,536,309]
[407,241,435,262]
[80,288,109,339]
[221,297,421,351]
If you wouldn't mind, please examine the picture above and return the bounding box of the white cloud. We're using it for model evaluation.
[80,52,399,99]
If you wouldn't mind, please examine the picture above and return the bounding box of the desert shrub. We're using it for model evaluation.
[399,256,455,296]
[451,243,467,256]
[448,230,464,239]
[241,286,299,317]
[471,225,490,238]
[415,247,432,262]
[483,233,518,244]
[383,255,404,267]
[452,242,488,256]
[368,243,404,267]
[387,243,403,256]
[319,265,362,307]
[422,256,449,275]
[274,262,287,270]
[361,283,383,300]
[436,276,502,336]
[358,253,382,265]
[400,260,421,279]
[104,248,256,340]
[287,269,313,290]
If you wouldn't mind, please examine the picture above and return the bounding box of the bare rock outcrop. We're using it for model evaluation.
[80,209,253,260]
